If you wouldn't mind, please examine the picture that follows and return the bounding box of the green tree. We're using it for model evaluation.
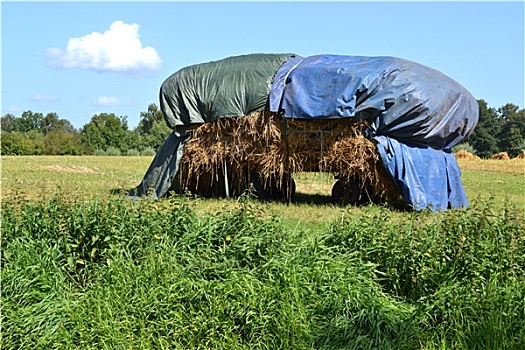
[81,113,133,153]
[134,104,171,151]
[1,131,44,155]
[43,130,85,155]
[39,112,76,135]
[140,122,171,151]
[497,103,525,157]
[126,130,142,153]
[467,100,502,158]
[137,104,165,135]
[16,111,44,133]
[1,113,17,132]
[1,132,26,154]
[26,130,45,155]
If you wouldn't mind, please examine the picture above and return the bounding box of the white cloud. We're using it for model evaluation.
[32,93,57,102]
[95,96,133,106]
[5,106,23,114]
[47,21,162,73]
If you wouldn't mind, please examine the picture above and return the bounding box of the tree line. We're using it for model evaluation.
[466,101,524,158]
[1,104,171,156]
[1,100,524,158]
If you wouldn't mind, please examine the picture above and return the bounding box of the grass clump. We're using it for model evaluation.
[105,146,121,156]
[126,148,140,156]
[140,147,156,157]
[324,200,525,348]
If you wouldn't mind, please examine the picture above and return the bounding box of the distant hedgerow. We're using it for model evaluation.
[126,148,140,156]
[92,148,106,156]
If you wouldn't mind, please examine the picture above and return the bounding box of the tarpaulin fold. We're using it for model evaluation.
[270,55,478,150]
[374,136,468,210]
[130,129,190,199]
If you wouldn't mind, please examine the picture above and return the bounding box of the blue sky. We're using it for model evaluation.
[2,1,524,129]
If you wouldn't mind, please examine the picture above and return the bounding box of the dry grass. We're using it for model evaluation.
[41,165,100,174]
[178,110,401,203]
[457,158,525,175]
[1,156,152,202]
[2,155,523,220]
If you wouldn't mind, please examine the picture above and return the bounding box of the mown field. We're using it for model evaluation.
[2,156,524,349]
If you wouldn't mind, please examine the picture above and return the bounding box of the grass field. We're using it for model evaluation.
[2,155,524,349]
[1,155,524,218]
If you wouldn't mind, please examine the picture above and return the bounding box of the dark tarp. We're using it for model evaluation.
[269,55,479,210]
[131,130,191,199]
[131,53,296,198]
[160,53,297,128]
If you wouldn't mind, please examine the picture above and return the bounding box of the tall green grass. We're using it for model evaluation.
[2,197,524,349]
[324,199,525,348]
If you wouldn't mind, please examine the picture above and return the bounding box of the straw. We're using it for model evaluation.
[178,109,402,203]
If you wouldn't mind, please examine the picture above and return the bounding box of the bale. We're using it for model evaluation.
[455,149,480,159]
[514,150,525,159]
[321,134,401,204]
[177,109,401,204]
[492,151,510,160]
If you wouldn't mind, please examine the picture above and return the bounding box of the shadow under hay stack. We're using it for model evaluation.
[131,53,479,211]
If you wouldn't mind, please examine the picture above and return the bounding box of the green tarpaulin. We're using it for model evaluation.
[160,53,297,129]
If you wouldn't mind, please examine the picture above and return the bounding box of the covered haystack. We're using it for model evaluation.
[133,53,478,210]
[492,152,510,160]
[177,109,401,204]
[455,149,480,159]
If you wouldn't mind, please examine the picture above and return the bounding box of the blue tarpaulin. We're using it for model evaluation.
[270,55,479,210]
[374,136,468,210]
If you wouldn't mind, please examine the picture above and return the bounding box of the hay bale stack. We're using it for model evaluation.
[455,149,480,159]
[492,151,510,160]
[178,109,401,203]
[514,150,525,160]
[178,110,285,197]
